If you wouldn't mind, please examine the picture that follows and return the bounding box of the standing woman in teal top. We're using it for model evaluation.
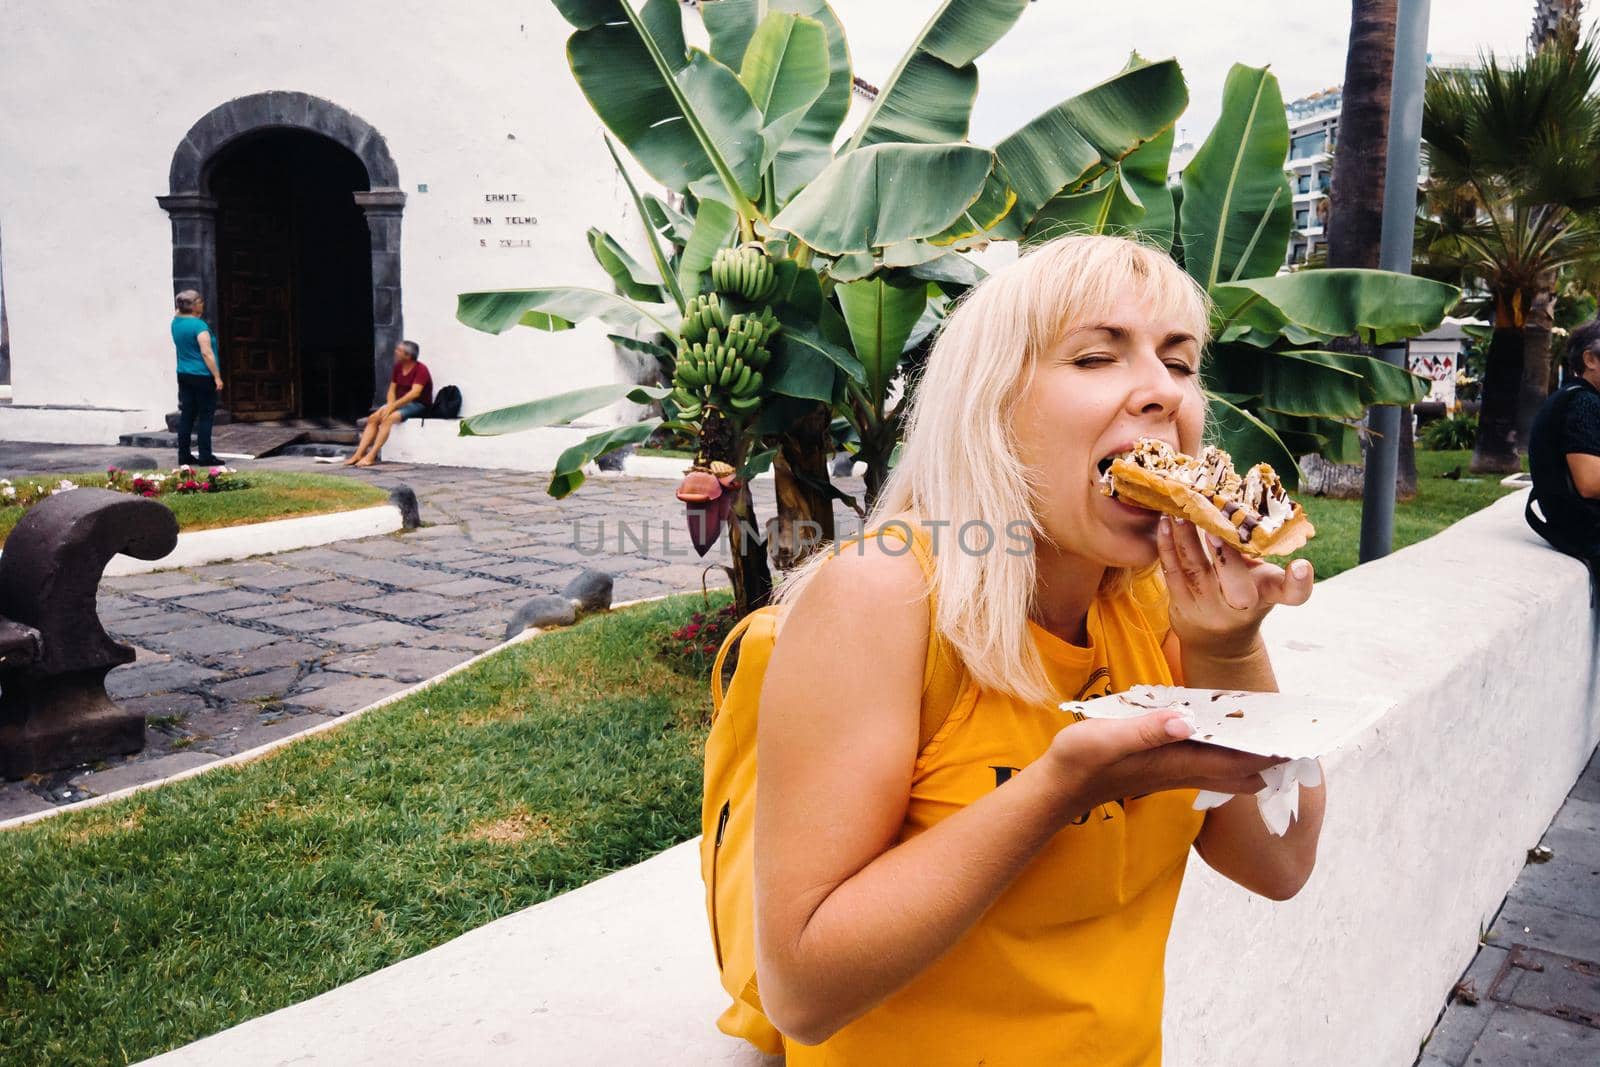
[171,289,224,466]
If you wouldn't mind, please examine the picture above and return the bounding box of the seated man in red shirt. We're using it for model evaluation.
[346,340,433,468]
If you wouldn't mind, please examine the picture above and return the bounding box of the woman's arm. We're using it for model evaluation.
[1158,517,1324,900]
[1168,631,1326,900]
[756,541,1286,1045]
[197,331,223,390]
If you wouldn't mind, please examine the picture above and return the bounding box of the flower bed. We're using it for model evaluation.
[1,464,240,510]
[0,470,388,545]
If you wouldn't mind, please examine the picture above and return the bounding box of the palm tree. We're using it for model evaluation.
[1419,29,1600,473]
[1320,0,1420,500]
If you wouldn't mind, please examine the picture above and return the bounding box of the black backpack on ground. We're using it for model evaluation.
[430,385,462,420]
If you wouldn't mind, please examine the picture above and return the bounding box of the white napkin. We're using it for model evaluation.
[1193,757,1323,836]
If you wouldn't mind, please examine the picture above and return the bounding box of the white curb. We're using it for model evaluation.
[102,504,403,576]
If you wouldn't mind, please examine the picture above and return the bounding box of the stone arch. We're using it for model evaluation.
[156,92,405,411]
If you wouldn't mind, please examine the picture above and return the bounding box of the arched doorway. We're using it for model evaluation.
[157,92,405,422]
[209,131,373,419]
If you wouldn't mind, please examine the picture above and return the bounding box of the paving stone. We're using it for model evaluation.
[137,624,284,657]
[266,607,376,633]
[291,579,388,605]
[284,675,408,714]
[69,751,219,796]
[413,575,516,598]
[106,660,225,698]
[348,591,461,619]
[1500,946,1600,1028]
[1423,945,1508,1066]
[201,640,326,673]
[1570,751,1600,806]
[1507,823,1600,920]
[133,579,234,600]
[1491,899,1600,963]
[330,536,412,558]
[323,646,469,682]
[122,693,212,720]
[322,620,443,648]
[175,589,279,613]
[314,556,442,587]
[612,577,674,605]
[411,631,495,653]
[0,786,56,820]
[223,600,319,621]
[102,609,212,638]
[405,524,470,540]
[630,562,733,591]
[471,559,563,582]
[433,607,515,637]
[1467,1003,1600,1064]
[209,666,305,703]
[231,566,322,590]
[195,715,323,755]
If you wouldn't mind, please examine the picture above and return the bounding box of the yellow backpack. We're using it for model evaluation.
[699,528,966,1052]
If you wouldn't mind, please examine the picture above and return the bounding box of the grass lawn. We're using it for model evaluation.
[0,471,388,545]
[0,592,721,1065]
[1289,449,1522,581]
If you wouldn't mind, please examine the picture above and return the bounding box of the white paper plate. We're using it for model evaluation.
[1059,685,1393,759]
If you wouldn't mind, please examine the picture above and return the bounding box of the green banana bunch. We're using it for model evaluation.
[710,246,777,303]
[677,292,729,344]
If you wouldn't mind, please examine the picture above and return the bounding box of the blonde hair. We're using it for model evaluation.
[777,234,1212,707]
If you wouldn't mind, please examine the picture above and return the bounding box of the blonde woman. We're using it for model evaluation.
[755,235,1321,1062]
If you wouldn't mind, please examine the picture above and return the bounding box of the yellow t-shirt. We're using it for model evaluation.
[787,572,1203,1067]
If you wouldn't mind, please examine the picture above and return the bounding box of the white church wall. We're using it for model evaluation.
[0,1,637,437]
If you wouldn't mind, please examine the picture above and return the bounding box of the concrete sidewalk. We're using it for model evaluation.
[1417,747,1600,1065]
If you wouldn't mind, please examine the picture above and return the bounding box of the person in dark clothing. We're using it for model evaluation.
[1526,319,1600,565]
[171,289,224,467]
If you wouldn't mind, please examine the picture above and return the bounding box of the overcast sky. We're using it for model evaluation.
[827,1,1600,145]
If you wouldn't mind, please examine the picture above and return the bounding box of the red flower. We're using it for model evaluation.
[702,643,716,655]
[141,490,156,498]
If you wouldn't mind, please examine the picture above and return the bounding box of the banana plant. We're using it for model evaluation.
[457,0,1194,613]
[1071,62,1462,485]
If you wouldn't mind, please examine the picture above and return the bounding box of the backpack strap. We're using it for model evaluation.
[707,525,968,750]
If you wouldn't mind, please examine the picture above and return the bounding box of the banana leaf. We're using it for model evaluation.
[1211,270,1461,347]
[846,0,1030,150]
[459,383,670,437]
[1279,349,1430,406]
[548,420,664,498]
[566,0,764,207]
[1022,168,1146,246]
[1205,392,1300,488]
[604,136,684,311]
[1180,64,1293,290]
[587,227,664,303]
[770,143,995,254]
[836,276,928,401]
[703,0,853,204]
[739,11,830,170]
[456,287,676,335]
[642,193,695,245]
[999,57,1188,234]
[677,198,739,299]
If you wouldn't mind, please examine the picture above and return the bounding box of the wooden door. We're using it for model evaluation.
[217,193,297,420]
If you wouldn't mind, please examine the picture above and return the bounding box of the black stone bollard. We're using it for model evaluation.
[388,484,421,530]
[504,595,577,642]
[0,489,179,778]
[563,569,614,616]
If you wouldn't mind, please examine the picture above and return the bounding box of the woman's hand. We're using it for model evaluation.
[1156,515,1313,658]
[1046,709,1283,810]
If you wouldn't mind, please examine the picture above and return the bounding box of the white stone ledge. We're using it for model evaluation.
[0,404,165,445]
[103,504,403,576]
[143,491,1598,1066]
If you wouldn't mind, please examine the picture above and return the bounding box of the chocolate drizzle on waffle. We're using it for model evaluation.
[1101,440,1297,546]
